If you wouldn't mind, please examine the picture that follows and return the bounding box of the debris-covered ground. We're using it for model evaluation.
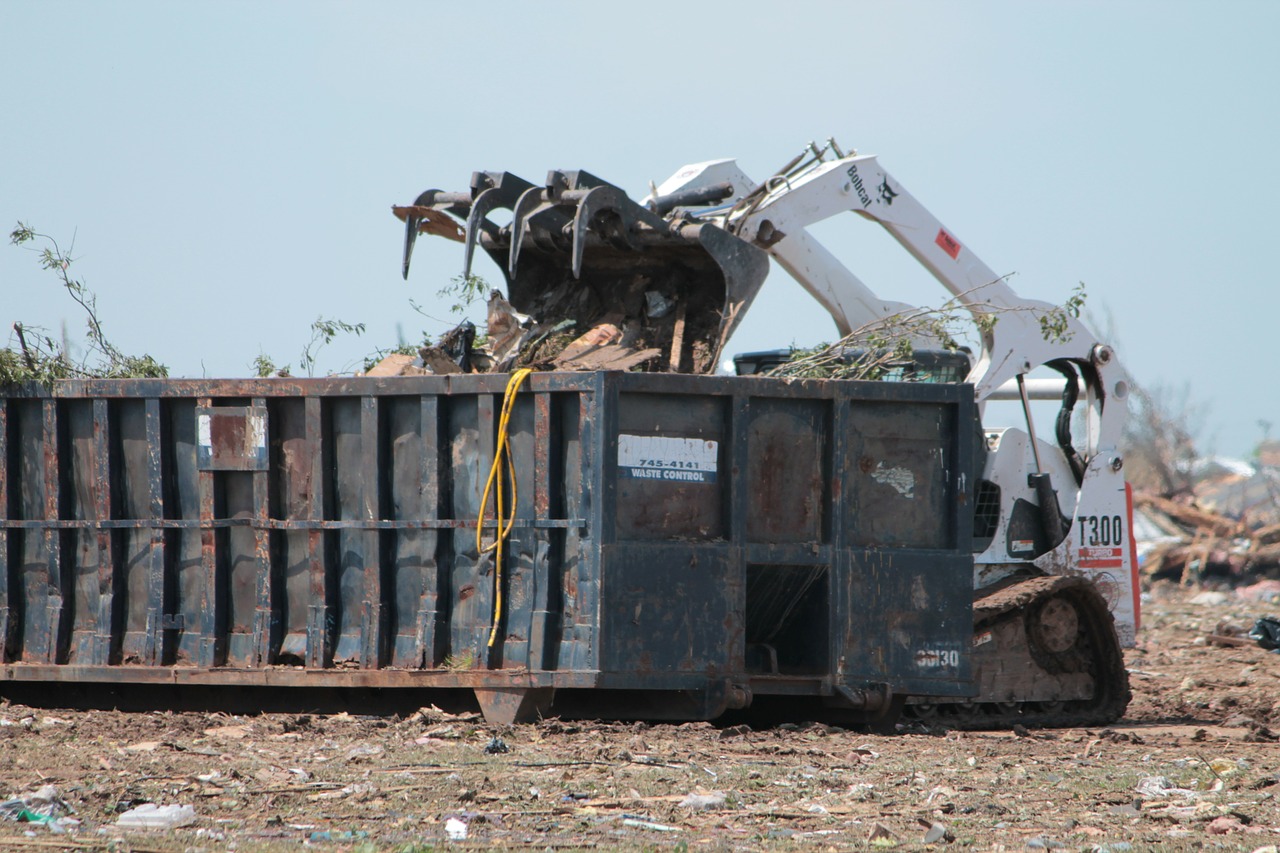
[3,586,1280,851]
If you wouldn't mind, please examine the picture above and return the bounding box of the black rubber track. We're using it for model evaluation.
[905,574,1131,730]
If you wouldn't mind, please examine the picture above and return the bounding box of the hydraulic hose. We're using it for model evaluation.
[477,368,534,648]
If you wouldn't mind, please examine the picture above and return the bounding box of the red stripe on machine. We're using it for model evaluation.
[936,228,962,259]
[1080,559,1124,569]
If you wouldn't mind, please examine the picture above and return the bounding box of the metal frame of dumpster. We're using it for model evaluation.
[0,372,976,723]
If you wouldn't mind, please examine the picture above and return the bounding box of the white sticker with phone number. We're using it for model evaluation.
[618,435,718,483]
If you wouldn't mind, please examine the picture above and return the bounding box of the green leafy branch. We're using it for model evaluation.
[770,283,1087,381]
[438,273,490,315]
[3,222,167,386]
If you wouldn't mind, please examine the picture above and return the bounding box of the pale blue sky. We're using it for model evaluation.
[3,2,1276,457]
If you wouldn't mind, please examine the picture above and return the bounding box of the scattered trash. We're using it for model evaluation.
[122,740,164,753]
[1249,617,1280,651]
[920,819,952,844]
[1134,776,1199,799]
[868,823,896,842]
[1236,580,1280,603]
[344,743,385,761]
[1025,837,1065,850]
[309,829,371,842]
[0,785,71,826]
[1207,815,1246,834]
[621,817,680,833]
[679,790,726,810]
[1189,591,1230,606]
[445,817,468,840]
[116,803,197,829]
[483,736,510,755]
[309,782,377,802]
[1207,757,1241,777]
[203,724,251,739]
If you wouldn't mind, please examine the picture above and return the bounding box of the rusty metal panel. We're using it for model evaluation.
[614,391,726,541]
[845,401,958,550]
[835,550,973,696]
[599,544,742,681]
[196,407,268,471]
[746,398,829,544]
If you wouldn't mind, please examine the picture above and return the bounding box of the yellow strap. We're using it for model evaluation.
[477,368,533,648]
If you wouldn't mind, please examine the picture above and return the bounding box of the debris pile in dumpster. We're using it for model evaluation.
[384,168,772,377]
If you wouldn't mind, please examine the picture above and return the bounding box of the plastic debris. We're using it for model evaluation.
[0,785,71,825]
[868,823,896,842]
[484,736,510,755]
[116,803,197,829]
[1135,775,1199,799]
[309,829,370,842]
[1207,815,1245,834]
[622,817,680,832]
[679,790,726,810]
[343,743,385,761]
[445,817,468,840]
[1249,617,1280,651]
[922,820,952,844]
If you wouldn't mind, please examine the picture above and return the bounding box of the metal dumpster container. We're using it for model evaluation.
[0,371,977,724]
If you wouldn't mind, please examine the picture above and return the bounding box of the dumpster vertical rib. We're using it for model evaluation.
[91,399,114,664]
[729,394,750,547]
[528,390,553,671]
[416,394,439,668]
[197,396,219,667]
[305,396,328,669]
[828,394,846,552]
[251,399,272,666]
[42,399,63,663]
[568,374,604,673]
[953,390,976,552]
[474,391,496,664]
[0,400,9,662]
[828,394,849,688]
[728,392,751,676]
[360,395,382,669]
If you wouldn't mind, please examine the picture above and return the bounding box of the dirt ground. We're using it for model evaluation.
[3,583,1280,852]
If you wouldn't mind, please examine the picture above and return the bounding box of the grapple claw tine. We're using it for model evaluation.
[509,186,545,278]
[570,185,639,279]
[463,187,498,280]
[402,214,418,280]
[397,188,450,279]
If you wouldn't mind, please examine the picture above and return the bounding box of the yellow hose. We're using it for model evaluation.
[477,368,533,648]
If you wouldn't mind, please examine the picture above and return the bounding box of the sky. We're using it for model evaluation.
[2,1,1277,458]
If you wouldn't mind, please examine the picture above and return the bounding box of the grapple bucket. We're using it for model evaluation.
[393,170,769,373]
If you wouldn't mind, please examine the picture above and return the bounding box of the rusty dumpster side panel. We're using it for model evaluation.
[0,372,976,722]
